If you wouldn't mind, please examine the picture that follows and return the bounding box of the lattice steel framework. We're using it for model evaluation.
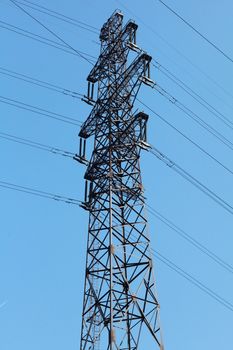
[75,10,164,350]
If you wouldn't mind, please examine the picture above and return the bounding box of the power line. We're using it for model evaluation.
[152,83,233,151]
[0,65,83,99]
[1,178,232,313]
[0,22,74,56]
[1,176,232,313]
[3,64,233,180]
[1,177,232,313]
[0,131,75,158]
[0,20,96,61]
[109,215,233,313]
[116,0,233,105]
[0,95,82,126]
[154,81,233,132]
[137,98,233,177]
[3,2,233,308]
[0,19,72,50]
[9,0,94,65]
[14,0,99,34]
[153,250,233,313]
[2,129,231,267]
[0,180,81,205]
[2,132,232,315]
[147,205,233,275]
[1,175,231,314]
[6,2,232,144]
[2,129,233,276]
[18,0,98,30]
[153,60,233,130]
[157,0,233,65]
[3,5,232,333]
[4,61,230,183]
[149,145,233,216]
[2,177,231,315]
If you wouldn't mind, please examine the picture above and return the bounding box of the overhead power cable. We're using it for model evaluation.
[14,0,99,34]
[1,177,231,313]
[0,20,95,62]
[152,83,233,151]
[9,0,94,65]
[153,250,233,313]
[2,62,232,177]
[3,62,232,179]
[154,81,233,133]
[0,180,81,205]
[0,66,83,99]
[2,130,233,277]
[153,60,233,130]
[0,177,232,312]
[116,0,233,104]
[157,0,233,65]
[109,214,233,313]
[137,98,233,177]
[0,132,75,158]
[2,128,233,221]
[0,95,82,126]
[149,145,233,216]
[147,205,233,275]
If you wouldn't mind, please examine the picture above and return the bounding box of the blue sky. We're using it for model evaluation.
[1,0,233,349]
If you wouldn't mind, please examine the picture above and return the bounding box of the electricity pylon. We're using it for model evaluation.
[75,10,164,350]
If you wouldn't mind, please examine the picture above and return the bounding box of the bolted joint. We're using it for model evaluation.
[148,258,153,268]
[110,327,116,343]
[123,280,130,292]
[109,244,115,255]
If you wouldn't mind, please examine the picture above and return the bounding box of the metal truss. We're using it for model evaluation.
[76,10,164,350]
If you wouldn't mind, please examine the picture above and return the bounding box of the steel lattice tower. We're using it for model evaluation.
[75,10,164,350]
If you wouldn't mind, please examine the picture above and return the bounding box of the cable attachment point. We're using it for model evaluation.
[73,137,88,165]
[81,81,95,105]
[138,140,151,151]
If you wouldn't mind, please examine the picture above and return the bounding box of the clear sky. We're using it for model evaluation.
[1,0,233,349]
